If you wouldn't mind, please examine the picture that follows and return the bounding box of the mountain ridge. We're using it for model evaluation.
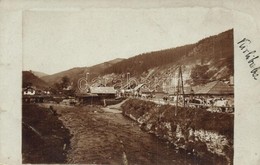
[25,29,233,90]
[31,71,49,78]
[41,58,125,86]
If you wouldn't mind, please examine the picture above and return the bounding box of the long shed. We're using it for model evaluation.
[195,81,233,95]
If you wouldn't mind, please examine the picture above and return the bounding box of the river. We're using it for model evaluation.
[51,104,207,165]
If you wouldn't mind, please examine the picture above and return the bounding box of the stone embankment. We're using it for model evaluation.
[121,99,234,165]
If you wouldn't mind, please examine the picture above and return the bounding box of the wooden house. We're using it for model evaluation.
[89,87,117,99]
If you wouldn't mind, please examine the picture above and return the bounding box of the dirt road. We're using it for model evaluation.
[49,104,205,165]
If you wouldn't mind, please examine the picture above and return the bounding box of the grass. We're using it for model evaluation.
[22,104,72,164]
[122,99,233,139]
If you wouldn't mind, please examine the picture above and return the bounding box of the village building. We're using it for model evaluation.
[22,86,52,103]
[76,92,101,105]
[194,80,234,96]
[89,87,116,99]
[23,86,36,96]
[186,81,234,112]
[133,84,153,98]
[76,86,117,105]
[153,89,167,99]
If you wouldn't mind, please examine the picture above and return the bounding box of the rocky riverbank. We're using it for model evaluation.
[121,99,234,165]
[22,104,72,164]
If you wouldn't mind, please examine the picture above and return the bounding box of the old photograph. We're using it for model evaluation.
[22,8,235,165]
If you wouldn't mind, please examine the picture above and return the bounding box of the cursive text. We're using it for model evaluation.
[237,38,259,80]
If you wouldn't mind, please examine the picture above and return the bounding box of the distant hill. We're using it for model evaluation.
[32,71,49,78]
[41,58,125,86]
[22,71,49,89]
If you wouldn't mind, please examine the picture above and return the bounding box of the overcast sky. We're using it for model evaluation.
[23,8,235,74]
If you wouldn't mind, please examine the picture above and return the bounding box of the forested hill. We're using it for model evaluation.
[22,71,49,89]
[102,44,195,76]
[102,29,234,78]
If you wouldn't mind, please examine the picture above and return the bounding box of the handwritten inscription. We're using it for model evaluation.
[237,38,259,80]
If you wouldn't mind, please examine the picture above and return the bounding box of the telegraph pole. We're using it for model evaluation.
[180,66,185,108]
[175,68,180,116]
[175,66,185,116]
[127,72,130,89]
[175,82,179,116]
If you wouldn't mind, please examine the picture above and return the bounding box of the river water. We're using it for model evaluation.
[53,105,206,165]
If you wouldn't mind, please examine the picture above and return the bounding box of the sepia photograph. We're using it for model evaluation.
[21,7,235,165]
[2,1,260,165]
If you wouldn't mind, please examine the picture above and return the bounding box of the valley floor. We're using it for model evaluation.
[23,103,215,165]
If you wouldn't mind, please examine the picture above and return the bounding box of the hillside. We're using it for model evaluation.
[41,29,233,91]
[102,45,195,76]
[100,29,234,89]
[103,29,233,77]
[41,58,125,86]
[22,71,49,89]
[32,71,49,78]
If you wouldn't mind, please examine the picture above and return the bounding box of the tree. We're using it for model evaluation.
[61,76,70,89]
[23,82,32,88]
[190,65,210,85]
[52,82,62,94]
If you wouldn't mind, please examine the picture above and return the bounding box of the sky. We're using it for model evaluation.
[23,7,235,74]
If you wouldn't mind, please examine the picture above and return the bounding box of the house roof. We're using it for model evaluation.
[23,86,37,90]
[183,86,194,94]
[134,84,145,91]
[140,88,152,93]
[122,82,130,89]
[90,87,116,94]
[76,93,99,97]
[168,86,194,95]
[195,81,234,95]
